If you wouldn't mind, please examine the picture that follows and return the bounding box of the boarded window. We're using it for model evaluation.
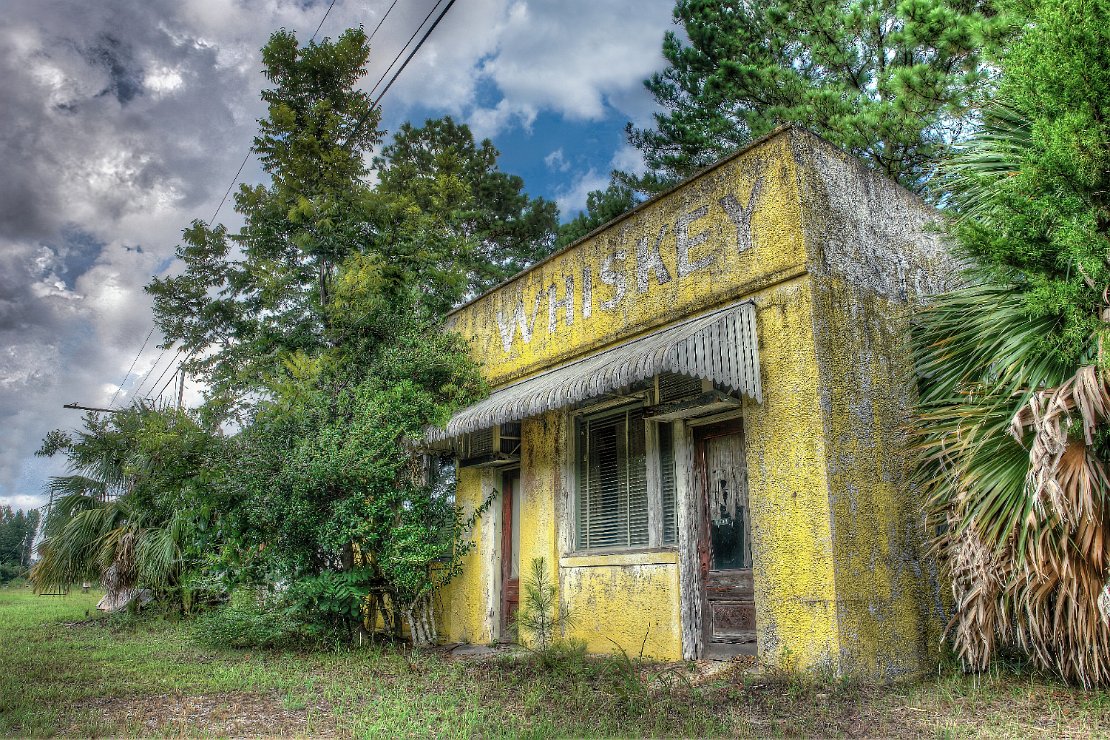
[576,406,685,551]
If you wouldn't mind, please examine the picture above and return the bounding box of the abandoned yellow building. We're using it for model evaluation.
[430,126,954,679]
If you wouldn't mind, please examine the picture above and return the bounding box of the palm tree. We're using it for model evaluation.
[917,103,1110,686]
[31,407,197,605]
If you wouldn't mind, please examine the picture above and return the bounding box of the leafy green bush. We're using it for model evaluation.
[192,589,302,649]
[0,563,28,585]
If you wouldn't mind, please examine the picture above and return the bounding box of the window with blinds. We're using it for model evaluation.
[658,422,677,545]
[575,406,678,551]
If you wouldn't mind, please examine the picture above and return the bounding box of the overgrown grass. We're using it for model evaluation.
[1,585,1108,737]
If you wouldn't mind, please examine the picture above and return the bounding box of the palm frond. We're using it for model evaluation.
[941,104,1032,226]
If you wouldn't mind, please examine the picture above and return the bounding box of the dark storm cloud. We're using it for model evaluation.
[0,0,266,505]
[0,0,672,510]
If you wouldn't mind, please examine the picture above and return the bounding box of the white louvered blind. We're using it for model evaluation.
[658,422,677,545]
[576,407,649,550]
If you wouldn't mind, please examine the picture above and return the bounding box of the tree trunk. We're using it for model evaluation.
[402,592,437,647]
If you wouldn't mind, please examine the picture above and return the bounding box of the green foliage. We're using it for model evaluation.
[623,0,1002,196]
[0,506,40,580]
[192,588,303,649]
[223,299,489,639]
[374,116,559,302]
[31,406,228,600]
[916,0,1110,686]
[147,28,383,414]
[554,182,638,249]
[513,557,574,654]
[945,0,1110,365]
[139,28,511,644]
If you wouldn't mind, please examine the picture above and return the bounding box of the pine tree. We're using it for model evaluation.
[374,117,558,298]
[554,183,638,249]
[623,0,1000,196]
[147,28,381,412]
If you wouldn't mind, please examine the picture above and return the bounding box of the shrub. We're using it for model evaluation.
[192,588,302,649]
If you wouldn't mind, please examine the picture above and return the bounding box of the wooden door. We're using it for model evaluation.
[500,469,521,637]
[695,420,756,658]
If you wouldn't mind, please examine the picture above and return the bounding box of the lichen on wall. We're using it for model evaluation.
[435,127,953,679]
[741,275,840,672]
[792,130,957,678]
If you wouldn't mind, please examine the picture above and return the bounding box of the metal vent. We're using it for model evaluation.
[467,428,494,458]
[499,422,522,455]
[657,373,703,403]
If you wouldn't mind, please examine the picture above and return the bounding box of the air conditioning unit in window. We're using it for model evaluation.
[456,422,522,468]
[645,373,742,422]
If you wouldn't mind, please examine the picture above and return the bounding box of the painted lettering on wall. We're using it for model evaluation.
[496,177,764,353]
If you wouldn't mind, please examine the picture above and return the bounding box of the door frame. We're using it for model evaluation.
[499,468,520,639]
[693,418,756,658]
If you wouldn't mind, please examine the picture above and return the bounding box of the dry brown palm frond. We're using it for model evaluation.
[941,514,1009,672]
[1011,366,1110,525]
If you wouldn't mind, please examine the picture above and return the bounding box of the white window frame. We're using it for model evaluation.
[572,402,677,553]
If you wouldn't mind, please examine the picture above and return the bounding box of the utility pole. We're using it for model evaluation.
[176,368,186,410]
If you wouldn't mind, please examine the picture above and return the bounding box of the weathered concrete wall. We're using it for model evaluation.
[560,551,683,659]
[436,127,952,678]
[791,131,956,678]
[741,274,840,672]
[446,130,808,385]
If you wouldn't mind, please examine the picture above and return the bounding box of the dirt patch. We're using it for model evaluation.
[67,691,339,737]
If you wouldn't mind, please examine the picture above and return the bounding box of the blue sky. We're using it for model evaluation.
[397,97,635,217]
[0,0,676,510]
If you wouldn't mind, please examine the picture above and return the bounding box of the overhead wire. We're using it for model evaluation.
[130,341,174,399]
[311,0,339,42]
[140,348,185,402]
[108,326,155,408]
[343,0,459,149]
[153,353,193,405]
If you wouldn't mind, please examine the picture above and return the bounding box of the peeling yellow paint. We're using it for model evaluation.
[446,132,808,387]
[561,561,683,659]
[436,127,954,679]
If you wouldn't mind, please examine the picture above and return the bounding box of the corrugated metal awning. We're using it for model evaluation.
[430,300,761,440]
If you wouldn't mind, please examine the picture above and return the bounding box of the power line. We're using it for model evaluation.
[311,0,339,42]
[209,149,252,225]
[154,353,194,403]
[368,0,402,44]
[131,342,173,399]
[139,347,184,401]
[108,326,155,408]
[343,0,459,148]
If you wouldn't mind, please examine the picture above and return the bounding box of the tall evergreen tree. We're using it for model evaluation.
[145,30,495,642]
[148,28,382,413]
[623,0,999,196]
[374,117,558,298]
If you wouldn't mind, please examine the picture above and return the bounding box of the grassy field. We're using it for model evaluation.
[1,586,1108,737]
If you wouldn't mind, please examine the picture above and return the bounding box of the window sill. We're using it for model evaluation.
[560,548,679,569]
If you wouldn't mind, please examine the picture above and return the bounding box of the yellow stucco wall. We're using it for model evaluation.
[445,130,808,386]
[741,275,840,671]
[435,127,952,678]
[435,465,495,645]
